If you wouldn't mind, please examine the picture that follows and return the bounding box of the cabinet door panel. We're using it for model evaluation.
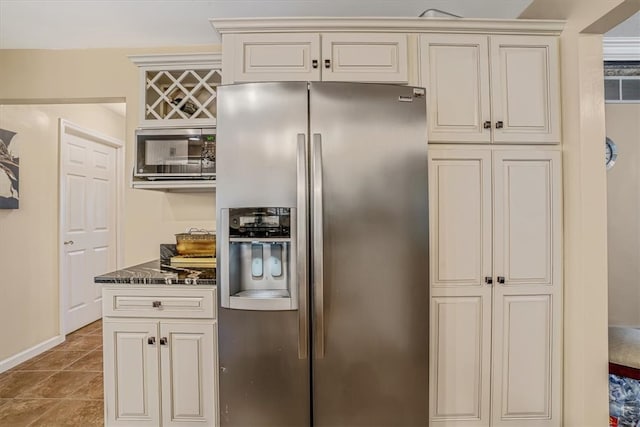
[321,33,408,82]
[160,321,216,427]
[420,35,491,143]
[429,149,492,288]
[104,321,160,427]
[233,33,321,82]
[490,36,560,144]
[492,294,554,425]
[492,150,562,427]
[430,295,491,427]
[493,151,561,287]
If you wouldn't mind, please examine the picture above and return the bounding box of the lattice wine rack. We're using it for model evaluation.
[130,53,222,127]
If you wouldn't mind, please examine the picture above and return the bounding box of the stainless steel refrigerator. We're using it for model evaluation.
[216,82,429,427]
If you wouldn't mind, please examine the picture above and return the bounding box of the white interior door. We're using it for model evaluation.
[60,121,120,334]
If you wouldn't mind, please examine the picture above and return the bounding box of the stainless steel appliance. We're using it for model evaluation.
[134,127,216,179]
[216,82,429,426]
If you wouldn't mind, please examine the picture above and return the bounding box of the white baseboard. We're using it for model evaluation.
[0,335,65,374]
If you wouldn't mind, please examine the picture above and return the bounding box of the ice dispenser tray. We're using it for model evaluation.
[220,207,298,311]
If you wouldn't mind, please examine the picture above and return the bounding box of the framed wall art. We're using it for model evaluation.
[0,128,19,209]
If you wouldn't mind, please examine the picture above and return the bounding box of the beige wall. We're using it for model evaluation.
[606,103,640,326]
[0,46,218,363]
[0,104,124,360]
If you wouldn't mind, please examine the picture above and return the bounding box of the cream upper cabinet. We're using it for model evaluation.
[320,33,408,82]
[223,32,408,83]
[420,35,560,144]
[231,33,321,82]
[428,147,562,427]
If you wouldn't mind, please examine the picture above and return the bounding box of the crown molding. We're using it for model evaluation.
[210,17,565,37]
[603,37,640,61]
[128,53,222,68]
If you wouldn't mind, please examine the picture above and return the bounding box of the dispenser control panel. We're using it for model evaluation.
[229,207,291,238]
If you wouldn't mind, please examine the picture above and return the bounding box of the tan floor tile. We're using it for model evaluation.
[17,350,86,371]
[0,371,56,398]
[0,398,59,426]
[17,371,96,399]
[54,334,102,352]
[72,320,102,337]
[69,372,103,400]
[0,399,10,409]
[29,399,103,427]
[65,351,103,372]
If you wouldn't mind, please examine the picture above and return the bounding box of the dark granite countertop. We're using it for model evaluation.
[95,259,215,286]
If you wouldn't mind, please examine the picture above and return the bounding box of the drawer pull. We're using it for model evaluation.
[148,337,156,345]
[160,337,168,346]
[152,301,162,308]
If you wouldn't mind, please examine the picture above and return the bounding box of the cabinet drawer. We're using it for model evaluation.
[103,288,216,319]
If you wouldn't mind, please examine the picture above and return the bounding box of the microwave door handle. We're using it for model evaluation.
[297,134,308,360]
[311,133,324,360]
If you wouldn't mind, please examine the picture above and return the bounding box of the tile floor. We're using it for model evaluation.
[0,320,104,426]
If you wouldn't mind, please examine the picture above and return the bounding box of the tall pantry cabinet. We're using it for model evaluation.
[421,28,563,427]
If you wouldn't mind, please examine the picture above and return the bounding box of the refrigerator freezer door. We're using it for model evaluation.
[216,82,310,426]
[309,82,429,426]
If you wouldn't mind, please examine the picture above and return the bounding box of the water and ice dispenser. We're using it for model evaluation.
[219,207,298,311]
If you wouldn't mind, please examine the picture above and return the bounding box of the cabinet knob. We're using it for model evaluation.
[160,337,168,346]
[495,121,504,129]
[148,337,156,345]
[324,59,331,69]
[497,276,505,284]
[63,240,74,246]
[312,59,318,69]
[152,301,162,308]
[484,276,493,285]
[483,121,491,129]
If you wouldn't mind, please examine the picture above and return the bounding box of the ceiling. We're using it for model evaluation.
[0,0,536,49]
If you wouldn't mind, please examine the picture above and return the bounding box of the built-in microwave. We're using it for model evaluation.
[134,127,215,180]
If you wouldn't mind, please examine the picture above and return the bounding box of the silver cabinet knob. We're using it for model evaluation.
[64,240,74,245]
[152,301,162,308]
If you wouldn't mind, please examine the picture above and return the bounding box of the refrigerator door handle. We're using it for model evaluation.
[311,133,325,359]
[297,133,308,360]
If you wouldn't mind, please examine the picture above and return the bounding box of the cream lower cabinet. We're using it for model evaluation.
[428,147,562,427]
[420,35,560,144]
[223,32,408,83]
[103,287,217,427]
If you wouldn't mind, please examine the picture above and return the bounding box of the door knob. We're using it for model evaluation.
[484,276,493,285]
[497,276,505,284]
[147,337,156,345]
[483,121,491,129]
[324,59,331,69]
[63,240,74,246]
[312,59,319,69]
[495,121,504,129]
[160,337,168,346]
